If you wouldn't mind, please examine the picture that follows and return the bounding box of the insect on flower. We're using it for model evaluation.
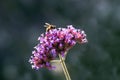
[44,23,56,32]
[29,23,87,70]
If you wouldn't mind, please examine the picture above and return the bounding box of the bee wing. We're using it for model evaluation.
[44,23,50,27]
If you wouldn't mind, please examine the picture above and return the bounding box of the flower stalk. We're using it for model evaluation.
[58,54,71,80]
[51,52,71,80]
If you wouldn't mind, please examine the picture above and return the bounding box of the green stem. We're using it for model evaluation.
[58,54,71,80]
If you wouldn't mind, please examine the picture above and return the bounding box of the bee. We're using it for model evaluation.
[44,23,56,32]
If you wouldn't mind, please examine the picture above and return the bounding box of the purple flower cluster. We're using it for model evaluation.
[29,25,87,70]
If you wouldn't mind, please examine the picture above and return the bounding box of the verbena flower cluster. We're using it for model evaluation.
[29,25,87,70]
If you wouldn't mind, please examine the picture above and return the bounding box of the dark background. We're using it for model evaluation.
[0,0,120,80]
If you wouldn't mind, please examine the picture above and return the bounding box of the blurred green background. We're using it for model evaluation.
[0,0,120,80]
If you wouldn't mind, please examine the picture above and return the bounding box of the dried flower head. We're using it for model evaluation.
[29,24,87,70]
